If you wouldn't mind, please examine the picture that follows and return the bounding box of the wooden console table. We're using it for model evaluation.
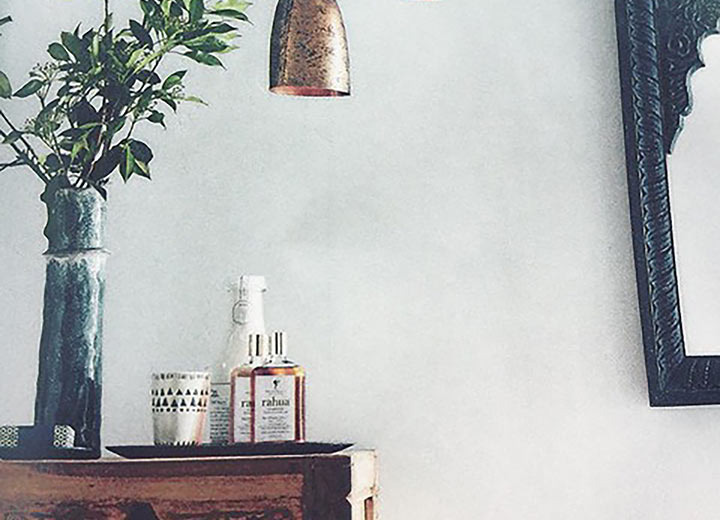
[0,449,377,519]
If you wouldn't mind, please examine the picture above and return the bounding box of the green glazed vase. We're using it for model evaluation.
[33,186,107,457]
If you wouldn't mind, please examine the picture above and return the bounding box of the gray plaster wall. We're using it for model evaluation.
[2,1,719,518]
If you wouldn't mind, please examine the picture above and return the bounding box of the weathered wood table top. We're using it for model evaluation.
[0,449,377,520]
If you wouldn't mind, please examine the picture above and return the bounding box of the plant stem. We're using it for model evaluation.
[104,0,110,35]
[0,108,47,175]
[0,128,49,183]
[38,97,70,179]
[73,0,111,190]
[126,49,167,134]
[0,159,23,172]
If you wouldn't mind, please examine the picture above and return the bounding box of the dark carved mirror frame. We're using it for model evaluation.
[616,0,720,406]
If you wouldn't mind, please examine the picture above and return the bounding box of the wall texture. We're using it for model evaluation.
[3,1,720,518]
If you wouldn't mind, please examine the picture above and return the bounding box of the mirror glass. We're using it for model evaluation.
[667,36,720,354]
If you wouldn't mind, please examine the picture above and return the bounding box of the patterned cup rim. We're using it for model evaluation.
[151,371,210,381]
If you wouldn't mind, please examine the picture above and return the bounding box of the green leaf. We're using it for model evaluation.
[69,100,100,126]
[95,184,108,200]
[70,140,87,161]
[44,154,62,172]
[60,127,83,139]
[90,146,123,180]
[48,42,71,61]
[160,95,178,112]
[185,35,229,53]
[189,0,205,22]
[0,14,11,37]
[182,95,208,105]
[184,50,223,67]
[161,0,172,16]
[129,139,154,164]
[162,70,187,90]
[2,131,22,145]
[133,48,165,72]
[135,160,151,179]
[136,69,162,85]
[57,84,72,97]
[140,0,154,15]
[141,0,161,16]
[127,48,146,69]
[137,87,155,109]
[120,144,135,181]
[36,99,60,123]
[130,20,153,47]
[0,71,11,98]
[109,117,128,135]
[148,111,166,127]
[208,22,237,34]
[91,33,101,58]
[213,0,250,11]
[211,8,249,21]
[77,122,103,130]
[13,79,43,98]
[0,15,11,35]
[170,1,184,16]
[61,31,85,60]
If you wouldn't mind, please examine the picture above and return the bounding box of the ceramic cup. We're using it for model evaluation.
[151,372,210,445]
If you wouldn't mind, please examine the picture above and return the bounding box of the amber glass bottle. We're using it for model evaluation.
[251,331,305,442]
[230,334,267,443]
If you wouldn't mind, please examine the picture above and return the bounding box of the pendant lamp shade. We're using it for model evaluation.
[270,0,351,97]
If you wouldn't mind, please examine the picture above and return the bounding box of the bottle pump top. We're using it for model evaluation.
[271,331,287,358]
[238,275,267,299]
[247,333,267,359]
[233,275,267,328]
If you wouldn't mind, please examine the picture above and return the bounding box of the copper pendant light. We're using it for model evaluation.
[269,0,351,97]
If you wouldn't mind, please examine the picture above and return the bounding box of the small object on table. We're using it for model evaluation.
[0,425,74,449]
[0,425,94,460]
[151,372,210,445]
[210,275,268,445]
[252,331,306,443]
[230,333,267,443]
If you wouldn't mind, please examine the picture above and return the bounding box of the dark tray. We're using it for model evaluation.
[0,446,98,461]
[106,442,353,459]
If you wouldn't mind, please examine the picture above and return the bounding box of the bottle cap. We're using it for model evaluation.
[247,334,267,359]
[271,331,287,357]
[233,275,267,325]
[238,275,267,300]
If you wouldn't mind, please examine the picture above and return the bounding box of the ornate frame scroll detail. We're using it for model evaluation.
[657,0,720,152]
[616,0,720,406]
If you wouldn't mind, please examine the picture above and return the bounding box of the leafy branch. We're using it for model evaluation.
[0,14,11,99]
[0,0,250,198]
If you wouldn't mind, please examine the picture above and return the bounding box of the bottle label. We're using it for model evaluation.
[254,375,296,442]
[209,382,230,444]
[232,374,252,443]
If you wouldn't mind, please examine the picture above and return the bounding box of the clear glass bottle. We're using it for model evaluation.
[230,333,267,443]
[251,331,306,443]
[209,275,267,444]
